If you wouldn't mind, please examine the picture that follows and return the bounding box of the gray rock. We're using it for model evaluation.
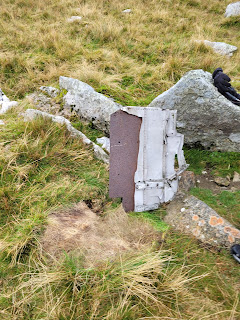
[27,92,72,119]
[59,76,121,134]
[40,86,60,98]
[229,132,240,143]
[23,109,109,164]
[195,40,237,57]
[165,195,240,248]
[233,171,240,183]
[178,171,196,192]
[214,176,230,187]
[149,69,240,152]
[225,2,240,17]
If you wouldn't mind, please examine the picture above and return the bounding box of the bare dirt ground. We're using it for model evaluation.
[41,202,160,267]
[196,171,240,194]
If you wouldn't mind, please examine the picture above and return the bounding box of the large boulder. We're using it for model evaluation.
[165,195,240,248]
[60,76,121,134]
[149,70,240,152]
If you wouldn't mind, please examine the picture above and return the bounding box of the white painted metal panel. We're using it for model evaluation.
[122,107,188,212]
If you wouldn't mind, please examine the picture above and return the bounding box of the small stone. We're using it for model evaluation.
[197,179,200,183]
[181,208,186,212]
[40,86,60,98]
[195,40,237,57]
[202,170,207,175]
[67,16,82,23]
[225,2,240,17]
[178,171,196,191]
[214,176,230,187]
[122,9,132,13]
[0,120,4,125]
[233,171,240,183]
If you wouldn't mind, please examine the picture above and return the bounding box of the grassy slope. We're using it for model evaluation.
[0,108,239,319]
[1,0,240,105]
[0,0,240,319]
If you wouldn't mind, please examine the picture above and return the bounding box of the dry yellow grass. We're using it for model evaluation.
[0,0,239,105]
[0,1,240,319]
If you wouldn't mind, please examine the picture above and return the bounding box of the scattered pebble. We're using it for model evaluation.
[67,16,82,23]
[0,120,5,125]
[181,208,186,212]
[197,179,200,183]
[122,9,132,13]
[202,170,207,175]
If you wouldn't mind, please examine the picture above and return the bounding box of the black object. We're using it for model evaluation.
[230,244,240,263]
[212,68,240,106]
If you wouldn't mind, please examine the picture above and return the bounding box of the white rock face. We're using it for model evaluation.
[0,89,18,115]
[23,109,109,164]
[149,69,240,152]
[67,16,82,23]
[195,40,237,57]
[59,76,121,134]
[225,2,240,17]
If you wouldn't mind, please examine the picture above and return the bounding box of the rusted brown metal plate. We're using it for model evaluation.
[109,110,142,212]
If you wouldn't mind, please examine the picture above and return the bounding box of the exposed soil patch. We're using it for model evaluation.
[196,171,240,194]
[42,202,160,267]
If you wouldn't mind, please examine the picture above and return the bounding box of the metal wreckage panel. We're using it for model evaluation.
[109,107,188,212]
[109,110,142,212]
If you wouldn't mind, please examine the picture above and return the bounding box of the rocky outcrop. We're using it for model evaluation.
[165,195,240,248]
[225,2,240,17]
[23,109,109,164]
[60,76,121,134]
[27,90,72,119]
[0,89,18,115]
[149,69,240,152]
[195,40,237,57]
